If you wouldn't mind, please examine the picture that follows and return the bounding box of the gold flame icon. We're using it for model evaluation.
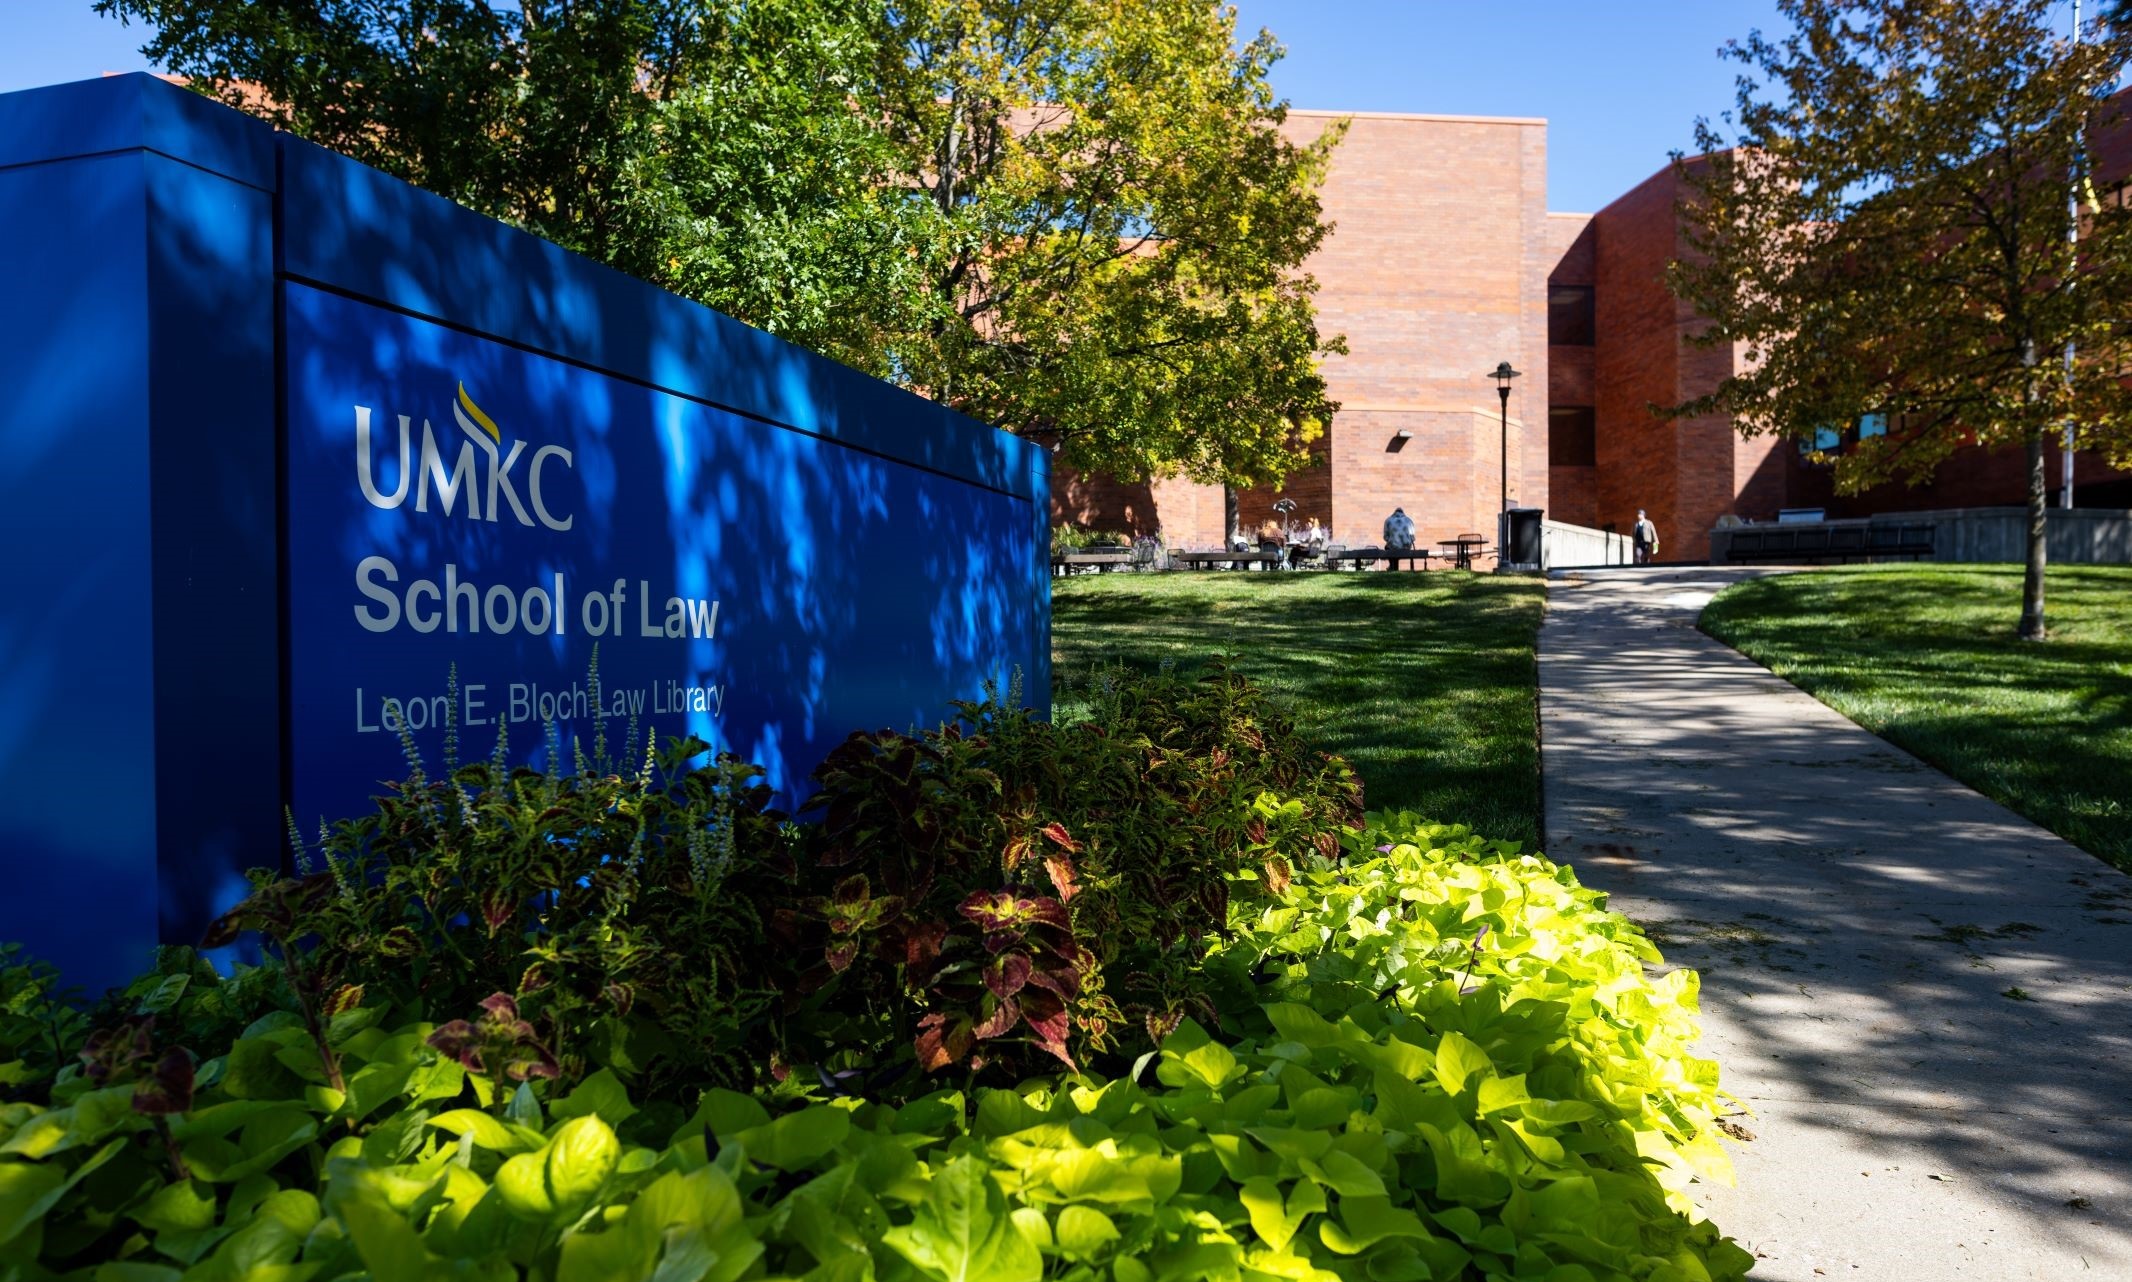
[455,381,501,444]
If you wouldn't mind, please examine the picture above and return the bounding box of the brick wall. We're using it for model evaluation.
[1591,167,1682,554]
[1585,158,1759,560]
[1545,214,1598,531]
[1049,465,1234,547]
[1279,110,1549,548]
[1548,467,1599,527]
[1057,111,1550,555]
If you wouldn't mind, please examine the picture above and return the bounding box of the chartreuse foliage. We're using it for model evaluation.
[0,811,1747,1281]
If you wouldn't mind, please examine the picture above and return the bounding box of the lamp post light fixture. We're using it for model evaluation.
[1489,361,1521,572]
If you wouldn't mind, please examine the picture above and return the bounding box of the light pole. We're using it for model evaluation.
[1490,361,1520,555]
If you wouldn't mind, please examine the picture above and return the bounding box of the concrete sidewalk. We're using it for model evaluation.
[1539,566,2132,1281]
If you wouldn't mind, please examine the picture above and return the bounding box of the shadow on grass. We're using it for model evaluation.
[1701,565,2132,872]
[1052,571,1546,849]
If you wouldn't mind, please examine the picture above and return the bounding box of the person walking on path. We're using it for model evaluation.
[1632,509,1659,564]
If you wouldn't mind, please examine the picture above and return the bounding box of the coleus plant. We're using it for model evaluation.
[793,667,1364,1081]
[913,889,1090,1071]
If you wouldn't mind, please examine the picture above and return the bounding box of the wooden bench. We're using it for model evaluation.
[1174,550,1283,570]
[1325,546,1434,571]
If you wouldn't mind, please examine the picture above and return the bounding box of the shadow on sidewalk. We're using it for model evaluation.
[1541,568,2132,1267]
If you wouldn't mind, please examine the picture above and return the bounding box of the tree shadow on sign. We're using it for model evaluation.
[280,132,1048,821]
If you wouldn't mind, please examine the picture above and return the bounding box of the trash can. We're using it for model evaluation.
[1502,508,1543,570]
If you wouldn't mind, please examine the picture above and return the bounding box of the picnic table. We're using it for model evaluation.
[1052,549,1132,575]
[1174,549,1283,571]
[1438,537,1489,570]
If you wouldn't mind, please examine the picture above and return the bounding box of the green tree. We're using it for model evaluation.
[1670,0,2132,639]
[872,0,1345,489]
[94,0,924,368]
[97,0,1344,495]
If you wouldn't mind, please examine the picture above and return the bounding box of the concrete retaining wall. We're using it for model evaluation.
[1708,506,2132,565]
[1542,518,1635,569]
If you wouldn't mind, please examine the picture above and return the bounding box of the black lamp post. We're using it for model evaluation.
[1490,361,1520,537]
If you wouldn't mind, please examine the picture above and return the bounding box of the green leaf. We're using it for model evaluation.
[972,1089,1047,1138]
[1238,1176,1325,1252]
[1317,1195,1433,1254]
[845,1129,928,1204]
[344,1061,416,1122]
[1008,1206,1052,1250]
[881,1155,1041,1282]
[1353,1036,1435,1083]
[0,1086,138,1158]
[135,973,191,1016]
[427,1109,541,1154]
[1417,1125,1511,1207]
[336,1191,439,1282]
[558,1219,658,1282]
[132,1179,217,1234]
[494,1151,556,1220]
[326,1005,386,1046]
[1261,1003,1341,1049]
[1432,1033,1491,1096]
[734,1106,850,1172]
[1476,1074,1531,1116]
[1244,1126,1334,1164]
[0,1159,66,1245]
[92,1263,183,1282]
[505,1082,544,1129]
[499,1115,619,1223]
[1053,1205,1120,1260]
[690,1089,771,1142]
[550,1068,638,1129]
[219,1039,303,1101]
[186,1188,318,1281]
[0,1137,123,1246]
[1518,1098,1601,1127]
[212,1109,319,1183]
[1162,1038,1241,1091]
[1301,1149,1385,1198]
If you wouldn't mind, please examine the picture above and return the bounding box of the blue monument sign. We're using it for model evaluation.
[0,75,1051,990]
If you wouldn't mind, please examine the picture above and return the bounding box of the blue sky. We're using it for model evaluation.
[15,0,2050,213]
[1229,1,1791,211]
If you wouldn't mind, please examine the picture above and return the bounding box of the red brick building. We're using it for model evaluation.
[1053,107,2132,561]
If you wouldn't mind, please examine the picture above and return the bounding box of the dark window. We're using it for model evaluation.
[1549,406,1596,466]
[1549,285,1595,346]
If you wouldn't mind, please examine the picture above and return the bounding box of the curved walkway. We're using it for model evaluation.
[1539,566,2132,1281]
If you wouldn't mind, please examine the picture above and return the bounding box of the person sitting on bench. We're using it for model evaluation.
[1383,507,1415,552]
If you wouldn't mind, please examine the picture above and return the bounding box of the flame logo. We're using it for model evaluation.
[454,381,501,445]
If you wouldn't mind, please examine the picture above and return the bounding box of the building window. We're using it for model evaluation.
[1800,424,1843,456]
[1858,412,1888,440]
[1549,285,1595,346]
[1550,406,1596,466]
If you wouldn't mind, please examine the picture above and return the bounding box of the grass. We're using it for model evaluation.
[1050,570,1547,850]
[1700,565,2132,873]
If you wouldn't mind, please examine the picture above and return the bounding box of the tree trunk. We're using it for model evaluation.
[2019,428,2049,641]
[1223,484,1240,547]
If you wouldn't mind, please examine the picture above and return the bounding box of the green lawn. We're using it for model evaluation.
[1051,570,1547,849]
[1701,565,2132,873]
